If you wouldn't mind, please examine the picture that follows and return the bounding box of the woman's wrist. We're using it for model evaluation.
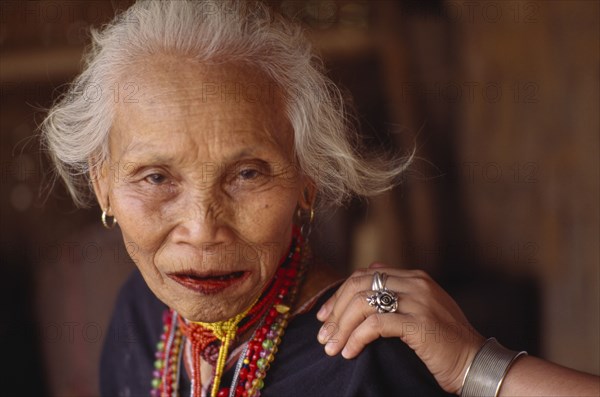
[459,337,528,397]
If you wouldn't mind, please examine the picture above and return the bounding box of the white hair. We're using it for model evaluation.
[40,0,412,209]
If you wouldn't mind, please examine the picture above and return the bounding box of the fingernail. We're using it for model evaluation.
[325,342,336,355]
[316,306,326,320]
[341,347,349,358]
[317,325,326,343]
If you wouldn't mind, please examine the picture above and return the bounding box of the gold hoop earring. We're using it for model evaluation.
[102,207,117,229]
[297,206,314,240]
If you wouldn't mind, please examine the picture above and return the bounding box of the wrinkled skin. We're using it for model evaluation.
[92,56,314,322]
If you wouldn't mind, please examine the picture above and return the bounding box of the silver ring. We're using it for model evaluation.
[371,271,384,291]
[367,272,398,313]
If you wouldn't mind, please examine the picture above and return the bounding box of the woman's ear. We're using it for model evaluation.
[89,159,110,211]
[298,178,316,210]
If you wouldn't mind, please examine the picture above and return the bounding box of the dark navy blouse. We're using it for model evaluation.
[100,270,452,397]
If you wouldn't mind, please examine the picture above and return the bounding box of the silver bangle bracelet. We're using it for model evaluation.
[460,337,528,397]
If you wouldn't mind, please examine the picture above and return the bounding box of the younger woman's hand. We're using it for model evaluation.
[316,263,485,395]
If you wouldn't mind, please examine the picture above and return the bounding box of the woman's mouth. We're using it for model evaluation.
[167,271,249,295]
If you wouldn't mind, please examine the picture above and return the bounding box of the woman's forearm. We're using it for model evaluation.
[499,356,599,397]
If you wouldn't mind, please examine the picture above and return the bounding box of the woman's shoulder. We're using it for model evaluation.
[266,285,452,397]
[100,269,167,396]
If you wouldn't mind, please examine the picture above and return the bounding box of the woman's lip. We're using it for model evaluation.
[167,271,249,295]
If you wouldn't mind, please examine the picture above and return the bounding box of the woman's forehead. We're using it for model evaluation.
[122,56,280,104]
[110,57,294,162]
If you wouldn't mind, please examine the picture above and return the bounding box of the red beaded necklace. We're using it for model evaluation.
[151,230,307,397]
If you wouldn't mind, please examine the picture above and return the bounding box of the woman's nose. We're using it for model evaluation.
[170,194,228,247]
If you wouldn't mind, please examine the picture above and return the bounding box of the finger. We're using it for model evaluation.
[317,269,370,322]
[367,266,434,282]
[316,296,333,321]
[321,289,422,355]
[318,289,374,354]
[327,268,370,302]
[319,269,431,326]
[321,272,411,325]
[316,281,354,321]
[320,272,373,323]
[341,312,413,359]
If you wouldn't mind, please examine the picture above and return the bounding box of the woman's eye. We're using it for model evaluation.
[145,173,167,185]
[226,161,272,188]
[239,168,260,180]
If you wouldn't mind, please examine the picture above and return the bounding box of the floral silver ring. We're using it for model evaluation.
[367,272,399,313]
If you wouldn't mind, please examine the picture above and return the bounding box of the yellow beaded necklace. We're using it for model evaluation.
[192,297,258,397]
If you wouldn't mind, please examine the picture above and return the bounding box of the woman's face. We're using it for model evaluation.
[92,57,309,322]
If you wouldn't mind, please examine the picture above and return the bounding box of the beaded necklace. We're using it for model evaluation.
[151,231,307,397]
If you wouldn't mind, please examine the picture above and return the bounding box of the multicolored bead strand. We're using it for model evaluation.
[150,228,307,397]
[224,244,306,397]
[151,310,184,397]
[193,300,257,397]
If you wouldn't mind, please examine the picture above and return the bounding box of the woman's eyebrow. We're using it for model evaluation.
[121,146,261,168]
[119,142,178,165]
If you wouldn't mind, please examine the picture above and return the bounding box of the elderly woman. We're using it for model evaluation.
[41,1,598,397]
[42,1,435,396]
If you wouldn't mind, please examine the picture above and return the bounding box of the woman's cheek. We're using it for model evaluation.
[236,192,293,236]
[110,188,167,261]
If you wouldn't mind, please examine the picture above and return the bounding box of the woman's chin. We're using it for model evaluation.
[175,299,254,323]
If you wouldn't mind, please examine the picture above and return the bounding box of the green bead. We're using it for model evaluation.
[252,378,264,390]
[154,359,164,370]
[151,378,161,388]
[262,339,274,350]
[156,341,164,350]
[257,358,267,369]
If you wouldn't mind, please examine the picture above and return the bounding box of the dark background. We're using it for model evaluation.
[1,1,598,395]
